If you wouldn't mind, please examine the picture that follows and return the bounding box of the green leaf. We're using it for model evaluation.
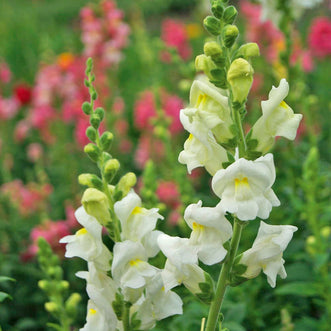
[275,282,318,297]
[0,276,15,283]
[0,291,12,302]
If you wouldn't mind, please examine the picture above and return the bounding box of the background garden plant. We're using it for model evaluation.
[0,0,330,330]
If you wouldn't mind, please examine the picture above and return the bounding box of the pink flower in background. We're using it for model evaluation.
[134,90,157,130]
[168,210,181,226]
[27,143,43,162]
[156,181,181,209]
[134,134,165,169]
[0,96,20,120]
[14,120,30,142]
[161,92,184,134]
[0,61,11,84]
[161,18,192,61]
[308,17,331,59]
[1,180,52,217]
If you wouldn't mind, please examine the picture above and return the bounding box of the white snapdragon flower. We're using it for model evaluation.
[212,154,280,221]
[251,79,303,153]
[60,206,111,270]
[184,201,232,265]
[239,221,298,287]
[76,262,117,316]
[183,77,231,130]
[114,191,163,256]
[178,132,228,175]
[258,0,323,26]
[133,273,183,330]
[80,300,117,331]
[112,240,158,290]
[157,234,205,293]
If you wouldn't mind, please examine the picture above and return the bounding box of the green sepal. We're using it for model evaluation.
[196,272,215,305]
[100,131,114,151]
[246,138,258,150]
[209,79,228,89]
[220,137,237,150]
[84,143,100,162]
[112,292,124,321]
[131,311,142,330]
[222,6,238,24]
[211,0,224,19]
[246,150,263,160]
[210,68,226,80]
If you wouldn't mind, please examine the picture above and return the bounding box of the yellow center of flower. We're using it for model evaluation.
[235,177,249,188]
[129,259,142,266]
[132,206,142,215]
[188,133,194,141]
[192,222,204,231]
[76,228,88,236]
[196,93,207,108]
[89,308,97,315]
[279,100,289,109]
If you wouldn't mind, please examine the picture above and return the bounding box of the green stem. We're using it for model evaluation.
[122,304,130,331]
[232,102,246,158]
[205,220,244,331]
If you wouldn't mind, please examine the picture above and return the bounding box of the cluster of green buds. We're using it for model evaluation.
[37,237,81,331]
[80,58,137,241]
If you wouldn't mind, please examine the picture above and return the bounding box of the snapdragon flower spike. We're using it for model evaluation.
[80,300,117,331]
[239,221,298,287]
[133,273,183,330]
[60,206,111,270]
[184,201,232,265]
[181,76,234,144]
[112,240,158,291]
[212,154,280,221]
[114,190,163,256]
[157,234,205,293]
[251,79,303,153]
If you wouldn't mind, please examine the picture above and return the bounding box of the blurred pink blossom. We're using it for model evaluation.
[134,91,157,130]
[156,180,181,209]
[27,143,43,162]
[161,18,192,61]
[161,91,184,134]
[0,61,11,84]
[0,96,20,120]
[308,17,331,59]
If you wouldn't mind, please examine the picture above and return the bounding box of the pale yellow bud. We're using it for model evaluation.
[321,226,331,238]
[227,58,254,103]
[195,54,217,80]
[45,302,59,313]
[81,188,111,226]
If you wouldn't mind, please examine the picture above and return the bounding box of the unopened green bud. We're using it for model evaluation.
[91,91,97,101]
[100,131,114,151]
[45,302,59,313]
[82,102,92,115]
[203,41,225,66]
[86,126,97,142]
[78,173,103,190]
[95,107,105,121]
[38,280,48,291]
[211,0,224,19]
[82,188,111,226]
[222,6,238,24]
[65,293,81,315]
[306,235,317,255]
[236,43,260,59]
[60,280,69,290]
[84,143,100,162]
[222,24,239,48]
[321,226,331,238]
[117,172,137,198]
[154,126,168,139]
[227,58,254,103]
[203,16,221,36]
[104,159,120,182]
[195,54,217,80]
[90,113,101,129]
